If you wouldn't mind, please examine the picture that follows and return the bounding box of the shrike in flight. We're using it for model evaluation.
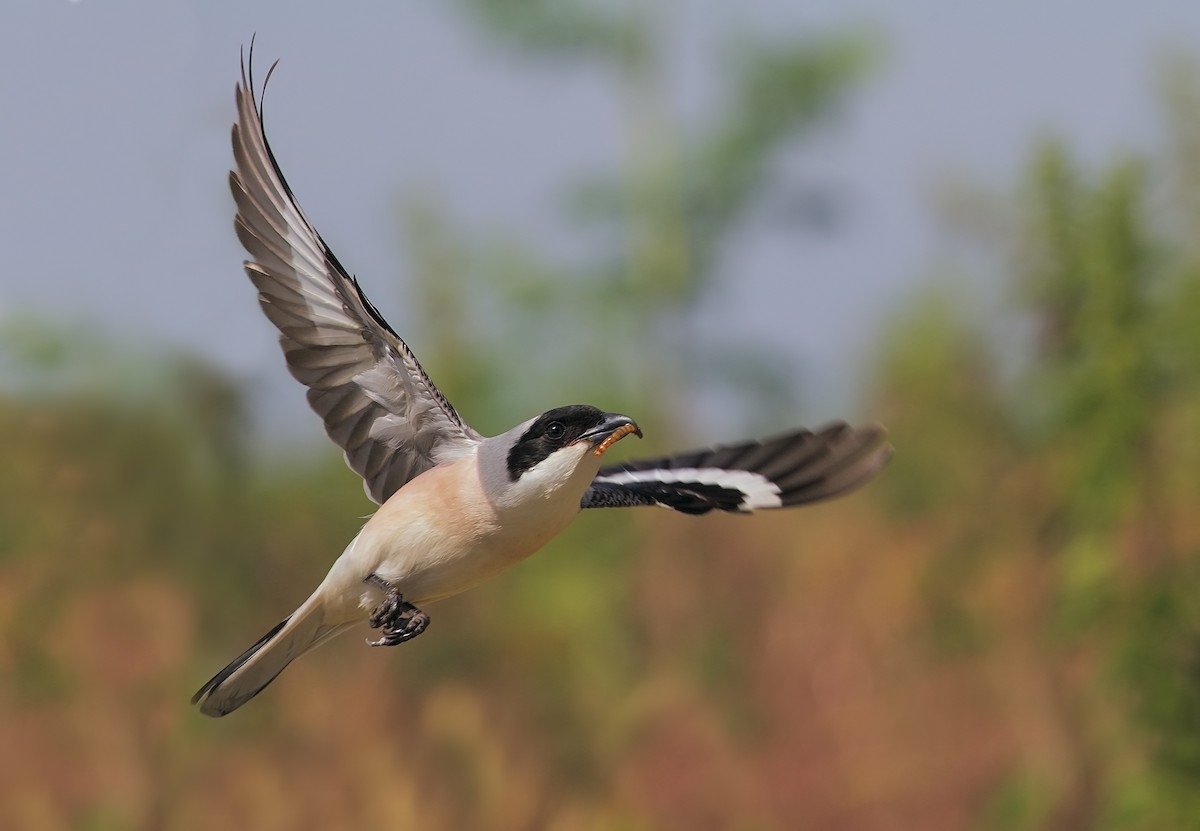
[192,53,892,717]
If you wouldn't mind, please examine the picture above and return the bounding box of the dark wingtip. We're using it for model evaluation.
[779,421,893,506]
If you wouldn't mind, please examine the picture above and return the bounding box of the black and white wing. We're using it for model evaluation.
[230,53,481,504]
[582,423,891,515]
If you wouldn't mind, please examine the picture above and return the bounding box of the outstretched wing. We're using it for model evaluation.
[230,51,481,504]
[581,422,891,515]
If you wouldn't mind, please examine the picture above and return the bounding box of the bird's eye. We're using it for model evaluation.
[545,422,565,440]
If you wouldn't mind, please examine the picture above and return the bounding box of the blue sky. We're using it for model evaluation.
[3,0,1197,439]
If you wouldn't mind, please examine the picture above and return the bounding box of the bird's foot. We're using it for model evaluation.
[364,574,430,647]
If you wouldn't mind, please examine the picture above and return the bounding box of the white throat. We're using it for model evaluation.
[499,442,598,512]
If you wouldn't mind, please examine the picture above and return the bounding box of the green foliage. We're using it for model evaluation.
[869,66,1200,829]
[0,9,890,827]
[9,4,1200,828]
[1019,143,1166,533]
[978,770,1057,831]
[453,0,647,64]
[685,32,876,276]
[402,3,874,439]
[871,288,1009,518]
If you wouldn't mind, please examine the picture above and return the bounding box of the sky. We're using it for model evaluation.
[2,0,1198,441]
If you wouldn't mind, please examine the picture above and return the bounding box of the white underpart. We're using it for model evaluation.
[595,467,783,510]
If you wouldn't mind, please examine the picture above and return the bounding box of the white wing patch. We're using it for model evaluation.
[594,466,783,510]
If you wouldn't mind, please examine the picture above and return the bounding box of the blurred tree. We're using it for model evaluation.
[40,10,1200,831]
[389,6,879,813]
[401,0,876,440]
[871,66,1200,830]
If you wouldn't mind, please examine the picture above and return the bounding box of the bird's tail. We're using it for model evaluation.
[191,590,355,717]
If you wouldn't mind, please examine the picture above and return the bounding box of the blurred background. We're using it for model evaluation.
[5,1,1200,828]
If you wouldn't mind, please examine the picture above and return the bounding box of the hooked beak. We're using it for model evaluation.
[580,413,642,457]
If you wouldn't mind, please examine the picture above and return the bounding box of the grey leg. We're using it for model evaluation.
[363,573,430,647]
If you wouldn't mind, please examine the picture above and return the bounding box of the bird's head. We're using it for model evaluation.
[503,405,641,485]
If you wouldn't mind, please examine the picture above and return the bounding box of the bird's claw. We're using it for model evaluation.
[366,607,430,647]
[364,573,430,647]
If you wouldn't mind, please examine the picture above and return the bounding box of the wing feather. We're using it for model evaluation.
[231,49,481,504]
[582,423,891,514]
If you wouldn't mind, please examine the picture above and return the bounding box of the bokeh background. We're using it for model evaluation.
[5,1,1200,829]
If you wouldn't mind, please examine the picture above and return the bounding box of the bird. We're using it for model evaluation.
[191,51,893,717]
